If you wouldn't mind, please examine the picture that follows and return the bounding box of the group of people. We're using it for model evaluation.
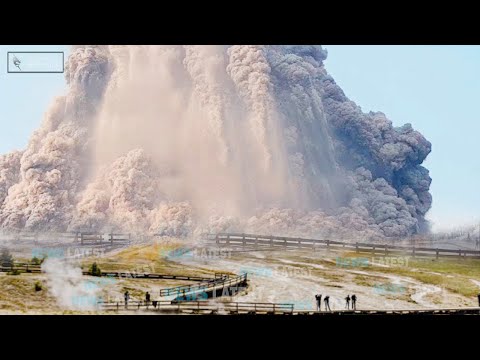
[124,291,151,308]
[315,294,357,311]
[122,291,480,311]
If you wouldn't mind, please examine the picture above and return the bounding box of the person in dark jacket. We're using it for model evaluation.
[345,294,351,309]
[315,294,322,311]
[324,295,331,311]
[351,294,357,310]
[124,291,130,308]
[145,291,151,306]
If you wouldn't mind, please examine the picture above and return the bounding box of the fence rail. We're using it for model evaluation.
[97,300,480,315]
[0,232,133,246]
[0,264,222,283]
[99,271,217,282]
[99,300,293,314]
[79,233,131,245]
[0,232,80,243]
[207,233,480,259]
[0,263,42,273]
[159,273,247,297]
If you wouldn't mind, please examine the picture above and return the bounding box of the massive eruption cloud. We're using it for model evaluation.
[0,45,432,241]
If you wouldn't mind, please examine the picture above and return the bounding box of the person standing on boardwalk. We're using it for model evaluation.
[351,294,357,310]
[345,295,351,309]
[315,294,322,311]
[324,295,331,311]
[124,291,130,308]
[145,291,151,306]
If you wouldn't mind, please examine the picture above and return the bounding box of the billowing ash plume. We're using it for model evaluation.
[0,45,432,241]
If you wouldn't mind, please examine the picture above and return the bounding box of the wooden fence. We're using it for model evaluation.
[79,233,131,245]
[0,263,42,273]
[0,232,79,243]
[207,233,480,259]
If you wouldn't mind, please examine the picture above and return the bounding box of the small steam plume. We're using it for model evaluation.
[42,258,101,310]
[0,45,433,241]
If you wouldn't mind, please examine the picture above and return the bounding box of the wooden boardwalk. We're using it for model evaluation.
[165,273,248,301]
[97,271,220,282]
[207,233,480,259]
[98,300,480,315]
[99,300,293,314]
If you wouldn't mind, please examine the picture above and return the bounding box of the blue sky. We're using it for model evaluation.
[324,45,480,231]
[0,45,69,152]
[0,45,478,231]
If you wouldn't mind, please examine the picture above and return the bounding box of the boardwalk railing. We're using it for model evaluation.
[0,231,134,246]
[80,233,131,245]
[0,263,224,283]
[99,271,217,282]
[99,300,294,314]
[0,232,79,243]
[159,273,247,297]
[98,300,480,314]
[207,233,480,259]
[0,263,42,273]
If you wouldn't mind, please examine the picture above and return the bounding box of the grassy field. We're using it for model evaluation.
[331,252,480,297]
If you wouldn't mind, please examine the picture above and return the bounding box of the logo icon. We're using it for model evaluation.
[12,55,21,71]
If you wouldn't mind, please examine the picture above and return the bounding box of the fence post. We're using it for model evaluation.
[384,245,388,256]
[326,240,330,251]
[356,242,358,253]
[436,249,439,259]
[242,234,246,248]
[81,233,84,245]
[412,247,416,258]
[255,237,258,246]
[270,236,273,248]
